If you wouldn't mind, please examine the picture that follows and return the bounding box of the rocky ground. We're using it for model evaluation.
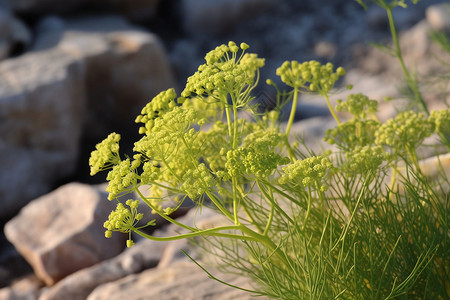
[0,0,449,299]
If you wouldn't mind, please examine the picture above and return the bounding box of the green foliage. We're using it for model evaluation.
[89,5,449,298]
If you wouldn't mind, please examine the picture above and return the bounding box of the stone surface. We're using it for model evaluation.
[4,183,126,286]
[32,15,175,143]
[182,0,276,35]
[38,205,231,300]
[0,48,86,219]
[0,8,31,60]
[38,239,165,300]
[0,275,43,300]
[87,260,264,300]
[426,3,450,33]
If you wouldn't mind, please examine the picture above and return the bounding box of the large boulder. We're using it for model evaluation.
[0,48,86,219]
[4,183,127,286]
[0,15,175,218]
[32,15,175,144]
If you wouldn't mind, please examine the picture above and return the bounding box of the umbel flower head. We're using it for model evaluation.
[324,118,380,152]
[375,110,435,153]
[276,60,345,94]
[89,133,121,176]
[429,109,450,135]
[181,41,265,106]
[279,155,334,191]
[135,88,178,135]
[104,199,152,247]
[335,93,378,120]
[343,145,385,176]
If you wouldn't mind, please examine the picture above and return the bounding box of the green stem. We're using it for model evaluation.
[303,187,312,230]
[286,87,299,136]
[386,7,429,115]
[238,224,291,267]
[132,225,257,242]
[257,180,295,225]
[205,191,235,222]
[324,93,341,124]
[135,187,195,232]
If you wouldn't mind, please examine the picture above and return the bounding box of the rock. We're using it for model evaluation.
[7,0,160,22]
[0,49,86,219]
[38,206,226,300]
[33,15,175,143]
[4,183,126,286]
[181,0,276,35]
[32,16,67,52]
[38,239,165,300]
[0,275,43,300]
[0,8,31,60]
[314,40,337,59]
[399,20,431,60]
[426,3,450,33]
[86,260,265,300]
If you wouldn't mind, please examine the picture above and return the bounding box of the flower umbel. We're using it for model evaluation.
[104,199,153,247]
[276,60,345,94]
[89,133,121,176]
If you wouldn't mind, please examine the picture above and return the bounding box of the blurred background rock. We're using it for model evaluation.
[0,0,449,299]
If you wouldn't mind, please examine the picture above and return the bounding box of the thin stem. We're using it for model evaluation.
[135,187,195,232]
[132,225,257,242]
[386,7,429,115]
[324,93,341,124]
[285,87,299,136]
[263,184,275,236]
[303,187,312,230]
[205,190,235,222]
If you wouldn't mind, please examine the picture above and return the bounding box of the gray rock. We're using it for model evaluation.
[4,183,126,286]
[87,260,265,300]
[182,0,276,35]
[0,49,86,219]
[32,15,175,141]
[426,3,450,33]
[38,206,227,300]
[0,275,43,300]
[38,239,165,300]
[0,8,31,60]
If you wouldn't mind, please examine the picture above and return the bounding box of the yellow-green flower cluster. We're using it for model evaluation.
[343,145,385,176]
[429,109,450,134]
[224,128,289,178]
[276,60,345,94]
[226,147,288,178]
[181,163,217,199]
[335,93,378,119]
[195,121,229,173]
[181,41,265,101]
[182,96,222,121]
[134,107,197,158]
[106,158,140,200]
[279,155,333,191]
[135,88,177,135]
[104,199,143,247]
[89,133,121,176]
[375,110,434,152]
[324,118,380,151]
